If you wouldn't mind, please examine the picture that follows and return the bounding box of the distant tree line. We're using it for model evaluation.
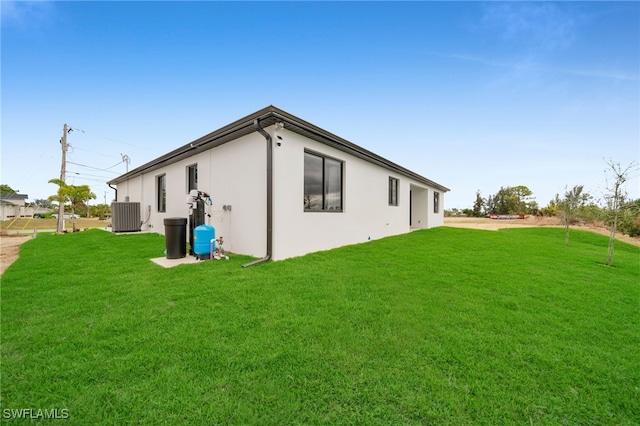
[448,161,640,242]
[457,185,539,218]
[452,188,639,238]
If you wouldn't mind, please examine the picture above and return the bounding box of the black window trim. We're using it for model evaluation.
[157,173,167,213]
[187,163,198,192]
[389,176,399,206]
[304,149,344,213]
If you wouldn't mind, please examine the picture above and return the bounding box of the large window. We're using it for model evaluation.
[157,174,166,212]
[187,164,198,192]
[434,191,440,213]
[389,177,399,206]
[304,151,343,211]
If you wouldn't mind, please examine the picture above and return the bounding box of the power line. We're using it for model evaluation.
[68,176,110,184]
[71,145,121,160]
[67,161,121,174]
[67,125,150,151]
[67,171,113,180]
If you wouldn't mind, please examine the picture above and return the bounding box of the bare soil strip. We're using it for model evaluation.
[445,217,639,247]
[1,235,32,276]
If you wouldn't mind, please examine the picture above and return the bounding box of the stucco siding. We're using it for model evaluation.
[204,133,266,258]
[111,117,446,261]
[270,126,442,260]
[116,133,267,258]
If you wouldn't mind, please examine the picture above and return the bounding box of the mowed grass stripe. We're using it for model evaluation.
[2,227,638,424]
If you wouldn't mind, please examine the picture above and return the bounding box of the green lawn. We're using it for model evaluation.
[1,227,638,425]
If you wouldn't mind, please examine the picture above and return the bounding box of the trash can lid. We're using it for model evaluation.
[164,217,187,225]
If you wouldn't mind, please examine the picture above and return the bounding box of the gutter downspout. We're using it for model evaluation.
[108,183,117,202]
[242,119,273,267]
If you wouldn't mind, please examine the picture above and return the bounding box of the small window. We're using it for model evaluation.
[157,174,166,212]
[187,164,198,192]
[389,177,399,206]
[434,191,440,214]
[304,151,343,212]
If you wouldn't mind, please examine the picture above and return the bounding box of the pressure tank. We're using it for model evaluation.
[193,224,215,257]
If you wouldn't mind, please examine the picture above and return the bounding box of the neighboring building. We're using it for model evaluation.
[108,106,449,261]
[25,205,53,218]
[0,193,28,221]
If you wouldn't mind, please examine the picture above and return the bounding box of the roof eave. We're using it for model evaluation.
[108,105,449,192]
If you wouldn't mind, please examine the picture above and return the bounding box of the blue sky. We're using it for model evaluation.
[2,1,638,209]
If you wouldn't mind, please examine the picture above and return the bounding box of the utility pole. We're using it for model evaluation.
[121,154,130,173]
[56,124,69,233]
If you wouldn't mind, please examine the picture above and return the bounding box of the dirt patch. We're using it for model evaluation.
[1,235,31,276]
[444,217,640,247]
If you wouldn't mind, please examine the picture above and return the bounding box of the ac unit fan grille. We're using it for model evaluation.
[111,202,141,232]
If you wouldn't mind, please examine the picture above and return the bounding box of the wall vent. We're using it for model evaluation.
[111,202,141,233]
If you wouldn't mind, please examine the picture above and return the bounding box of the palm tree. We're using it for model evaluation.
[49,178,68,233]
[48,179,96,232]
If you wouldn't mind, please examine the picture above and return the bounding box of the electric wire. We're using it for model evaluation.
[67,125,149,151]
[67,161,121,174]
[71,146,121,160]
[66,171,113,180]
[66,176,109,184]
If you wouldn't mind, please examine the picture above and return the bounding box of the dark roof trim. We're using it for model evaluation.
[108,105,449,192]
[0,193,28,201]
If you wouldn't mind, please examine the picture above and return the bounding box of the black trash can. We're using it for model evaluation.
[164,217,187,259]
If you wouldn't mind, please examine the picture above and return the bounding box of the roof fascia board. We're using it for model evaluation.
[108,107,276,184]
[109,105,449,192]
[269,109,450,192]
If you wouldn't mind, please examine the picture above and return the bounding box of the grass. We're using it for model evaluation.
[1,227,638,425]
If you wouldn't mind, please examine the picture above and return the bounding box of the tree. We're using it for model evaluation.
[603,160,638,266]
[472,190,485,217]
[556,185,591,245]
[49,178,68,232]
[67,184,96,229]
[461,208,474,217]
[617,199,640,237]
[485,185,536,215]
[48,179,96,232]
[0,184,18,194]
[34,198,55,210]
[90,204,111,221]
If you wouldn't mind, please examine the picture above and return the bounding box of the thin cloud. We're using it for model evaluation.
[481,2,581,51]
[1,0,55,28]
[431,52,638,82]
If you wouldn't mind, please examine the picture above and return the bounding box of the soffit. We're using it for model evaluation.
[108,106,449,192]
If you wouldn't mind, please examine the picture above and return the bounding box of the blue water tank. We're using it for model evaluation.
[193,224,215,256]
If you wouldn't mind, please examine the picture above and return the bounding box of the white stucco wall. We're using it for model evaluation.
[116,133,267,258]
[270,127,444,260]
[0,204,21,220]
[115,125,445,261]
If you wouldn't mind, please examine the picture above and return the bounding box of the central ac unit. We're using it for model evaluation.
[111,202,141,232]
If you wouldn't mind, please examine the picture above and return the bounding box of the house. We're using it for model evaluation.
[25,205,53,218]
[107,106,449,263]
[0,193,29,221]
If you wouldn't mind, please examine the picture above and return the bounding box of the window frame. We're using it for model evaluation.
[434,191,440,214]
[187,164,198,192]
[157,174,166,212]
[303,150,344,212]
[389,177,399,206]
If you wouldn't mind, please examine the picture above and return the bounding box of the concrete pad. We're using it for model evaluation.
[151,255,201,268]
